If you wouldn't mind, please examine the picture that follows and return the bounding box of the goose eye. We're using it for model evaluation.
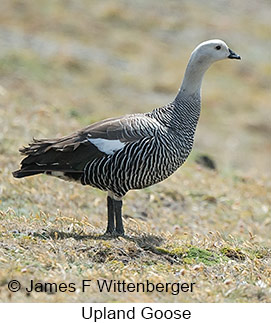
[215,45,221,50]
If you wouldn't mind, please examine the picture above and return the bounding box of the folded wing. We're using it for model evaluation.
[13,113,158,180]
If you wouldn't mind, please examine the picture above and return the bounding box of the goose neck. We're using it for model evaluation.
[176,55,212,99]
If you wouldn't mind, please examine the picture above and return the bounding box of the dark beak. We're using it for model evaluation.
[228,48,241,60]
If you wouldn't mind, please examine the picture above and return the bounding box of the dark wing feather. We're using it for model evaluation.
[13,113,158,179]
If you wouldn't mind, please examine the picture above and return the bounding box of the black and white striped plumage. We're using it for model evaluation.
[13,40,241,235]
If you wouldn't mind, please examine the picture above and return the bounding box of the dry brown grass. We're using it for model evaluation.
[0,0,271,302]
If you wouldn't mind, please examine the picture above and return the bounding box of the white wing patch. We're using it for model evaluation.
[88,138,125,155]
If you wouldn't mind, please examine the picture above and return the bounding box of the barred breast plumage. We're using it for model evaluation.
[82,97,199,198]
[13,39,241,236]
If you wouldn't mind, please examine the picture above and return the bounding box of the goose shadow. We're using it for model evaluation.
[30,229,181,264]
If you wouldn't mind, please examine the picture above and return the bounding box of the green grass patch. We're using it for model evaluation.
[184,247,224,265]
[156,245,226,265]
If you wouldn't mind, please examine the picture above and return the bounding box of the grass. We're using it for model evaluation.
[1,165,270,302]
[0,0,271,303]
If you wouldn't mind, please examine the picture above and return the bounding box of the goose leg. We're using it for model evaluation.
[105,192,124,236]
[114,199,124,235]
[105,195,115,234]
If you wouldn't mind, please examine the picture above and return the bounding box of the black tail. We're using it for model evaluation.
[12,169,44,178]
[13,135,92,181]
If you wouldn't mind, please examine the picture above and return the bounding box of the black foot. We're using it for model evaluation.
[104,229,124,238]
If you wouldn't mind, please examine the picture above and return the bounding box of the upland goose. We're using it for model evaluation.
[13,39,241,236]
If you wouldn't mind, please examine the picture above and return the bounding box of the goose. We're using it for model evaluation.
[13,39,241,236]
